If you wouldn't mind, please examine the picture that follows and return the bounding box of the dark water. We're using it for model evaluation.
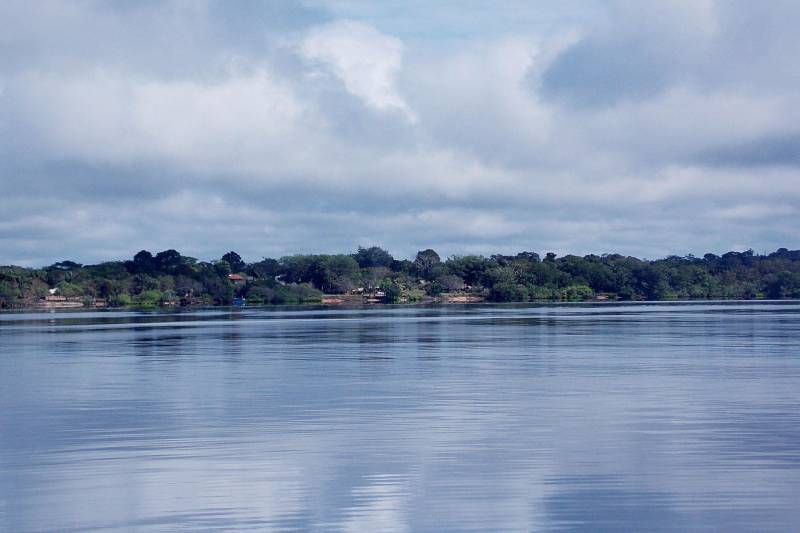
[1,302,799,532]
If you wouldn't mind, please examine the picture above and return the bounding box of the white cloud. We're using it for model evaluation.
[302,20,415,120]
[8,67,321,175]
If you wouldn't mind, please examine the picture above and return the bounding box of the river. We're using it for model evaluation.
[2,302,799,531]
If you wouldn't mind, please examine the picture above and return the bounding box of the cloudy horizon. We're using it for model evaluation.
[2,0,799,267]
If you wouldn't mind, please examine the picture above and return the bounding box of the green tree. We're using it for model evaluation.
[279,255,315,284]
[766,271,800,299]
[248,258,280,280]
[154,249,182,274]
[131,250,155,274]
[445,255,492,286]
[214,260,232,277]
[312,255,360,293]
[413,249,441,279]
[0,280,20,308]
[221,251,245,273]
[354,246,394,268]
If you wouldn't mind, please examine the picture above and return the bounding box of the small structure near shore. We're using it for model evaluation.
[443,294,484,303]
[37,294,107,309]
[228,274,245,286]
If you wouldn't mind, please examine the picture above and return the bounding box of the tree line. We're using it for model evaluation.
[1,246,800,309]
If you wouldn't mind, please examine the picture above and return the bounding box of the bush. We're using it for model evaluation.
[111,293,132,307]
[245,285,275,304]
[56,281,85,297]
[273,284,322,304]
[528,286,555,300]
[488,282,529,302]
[425,281,445,296]
[134,289,162,306]
[406,288,425,301]
[436,274,465,292]
[382,282,402,303]
[560,284,594,301]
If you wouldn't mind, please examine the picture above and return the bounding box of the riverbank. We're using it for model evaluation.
[5,294,795,314]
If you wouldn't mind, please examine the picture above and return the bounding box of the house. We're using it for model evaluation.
[228,274,245,286]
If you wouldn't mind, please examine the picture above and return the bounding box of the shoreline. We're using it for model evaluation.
[3,297,797,315]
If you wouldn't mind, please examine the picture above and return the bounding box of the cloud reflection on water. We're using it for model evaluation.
[1,303,800,531]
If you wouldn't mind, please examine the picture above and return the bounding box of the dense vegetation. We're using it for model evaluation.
[2,247,800,309]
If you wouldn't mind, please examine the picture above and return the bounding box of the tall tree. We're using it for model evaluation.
[413,249,441,279]
[131,250,155,274]
[221,251,245,273]
[154,249,182,274]
[354,246,394,268]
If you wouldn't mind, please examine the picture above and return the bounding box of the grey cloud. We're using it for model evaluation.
[538,1,800,110]
[207,0,329,39]
[696,133,800,168]
[538,1,712,109]
[539,38,670,109]
[0,1,329,78]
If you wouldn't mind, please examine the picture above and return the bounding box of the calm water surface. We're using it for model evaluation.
[1,302,799,532]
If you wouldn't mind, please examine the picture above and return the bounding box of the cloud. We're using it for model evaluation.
[0,1,799,266]
[302,20,415,120]
[539,0,717,109]
[7,68,313,173]
[695,133,800,168]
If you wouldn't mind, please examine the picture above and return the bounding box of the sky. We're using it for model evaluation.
[1,0,799,266]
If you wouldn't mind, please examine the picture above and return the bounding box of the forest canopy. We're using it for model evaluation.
[2,246,800,309]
